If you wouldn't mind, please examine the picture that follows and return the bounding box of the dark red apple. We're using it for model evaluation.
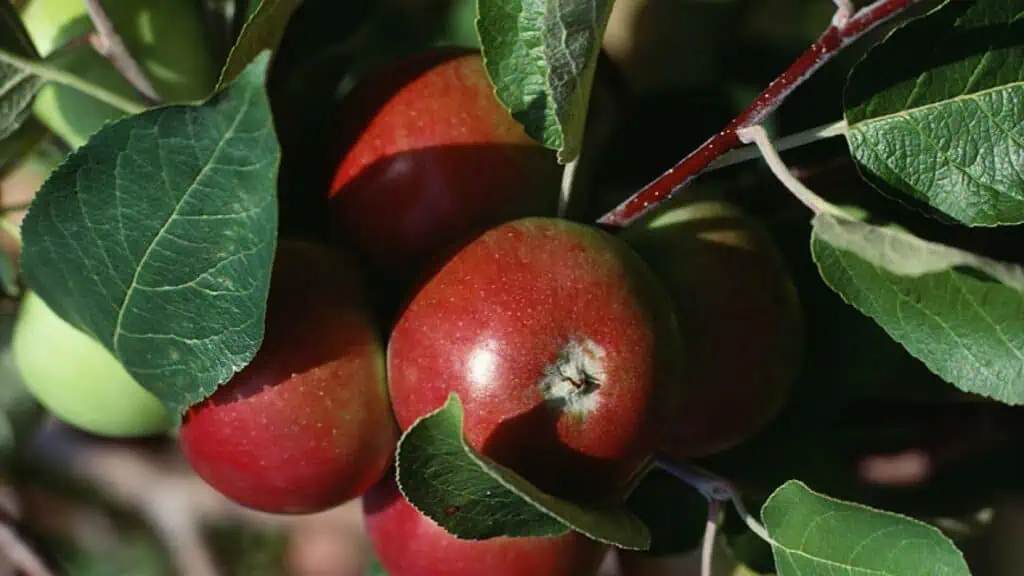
[179,240,398,514]
[387,217,685,503]
[363,474,609,576]
[327,47,562,283]
[621,191,804,459]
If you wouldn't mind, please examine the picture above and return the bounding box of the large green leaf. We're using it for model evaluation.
[844,0,1024,226]
[0,0,43,140]
[762,480,970,576]
[396,393,649,549]
[19,53,279,415]
[811,212,1024,405]
[477,0,614,162]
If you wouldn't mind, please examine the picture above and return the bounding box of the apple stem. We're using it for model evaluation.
[736,125,847,218]
[596,0,925,228]
[700,498,722,576]
[0,49,146,116]
[82,0,161,105]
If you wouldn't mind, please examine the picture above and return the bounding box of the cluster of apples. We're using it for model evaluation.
[181,47,804,574]
[9,33,805,575]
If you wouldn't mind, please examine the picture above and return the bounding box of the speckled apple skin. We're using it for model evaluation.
[387,217,685,503]
[364,474,608,576]
[327,48,561,282]
[179,240,397,514]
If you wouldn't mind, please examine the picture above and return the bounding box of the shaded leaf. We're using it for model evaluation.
[0,0,44,140]
[19,53,278,415]
[396,393,649,549]
[762,480,970,576]
[844,0,1024,226]
[811,213,1024,405]
[217,0,304,90]
[477,0,614,161]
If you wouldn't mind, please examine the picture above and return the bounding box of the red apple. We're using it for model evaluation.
[621,192,804,459]
[179,240,398,514]
[327,47,562,283]
[363,474,609,576]
[387,217,685,503]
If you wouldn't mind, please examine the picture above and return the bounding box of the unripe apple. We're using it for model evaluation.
[11,291,173,438]
[20,0,218,148]
[327,47,562,284]
[387,217,685,503]
[178,240,398,514]
[621,192,804,459]
[363,474,608,576]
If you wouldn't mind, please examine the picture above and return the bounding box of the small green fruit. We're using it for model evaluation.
[20,0,218,148]
[11,291,172,438]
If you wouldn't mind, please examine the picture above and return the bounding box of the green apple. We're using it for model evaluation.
[20,0,218,148]
[11,291,172,438]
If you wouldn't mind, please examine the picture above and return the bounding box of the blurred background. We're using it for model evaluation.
[4,0,1024,574]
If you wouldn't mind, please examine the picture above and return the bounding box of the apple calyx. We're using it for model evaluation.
[539,338,606,417]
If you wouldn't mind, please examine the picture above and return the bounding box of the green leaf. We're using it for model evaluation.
[0,0,44,140]
[762,480,970,576]
[19,52,279,415]
[811,212,1024,405]
[396,393,650,549]
[477,0,614,162]
[217,0,304,90]
[844,0,1024,226]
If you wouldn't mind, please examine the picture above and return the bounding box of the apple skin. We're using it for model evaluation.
[11,291,173,438]
[20,0,218,148]
[178,240,398,514]
[363,474,608,576]
[387,217,685,503]
[620,192,804,459]
[327,47,562,284]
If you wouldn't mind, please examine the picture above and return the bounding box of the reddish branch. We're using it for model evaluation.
[596,0,926,228]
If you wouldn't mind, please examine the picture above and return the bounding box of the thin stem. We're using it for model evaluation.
[0,218,22,245]
[1,201,32,214]
[705,120,848,173]
[0,49,146,115]
[83,0,160,104]
[731,494,772,544]
[597,0,925,228]
[0,523,55,576]
[655,458,774,546]
[736,125,843,217]
[558,156,580,218]
[701,499,722,576]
